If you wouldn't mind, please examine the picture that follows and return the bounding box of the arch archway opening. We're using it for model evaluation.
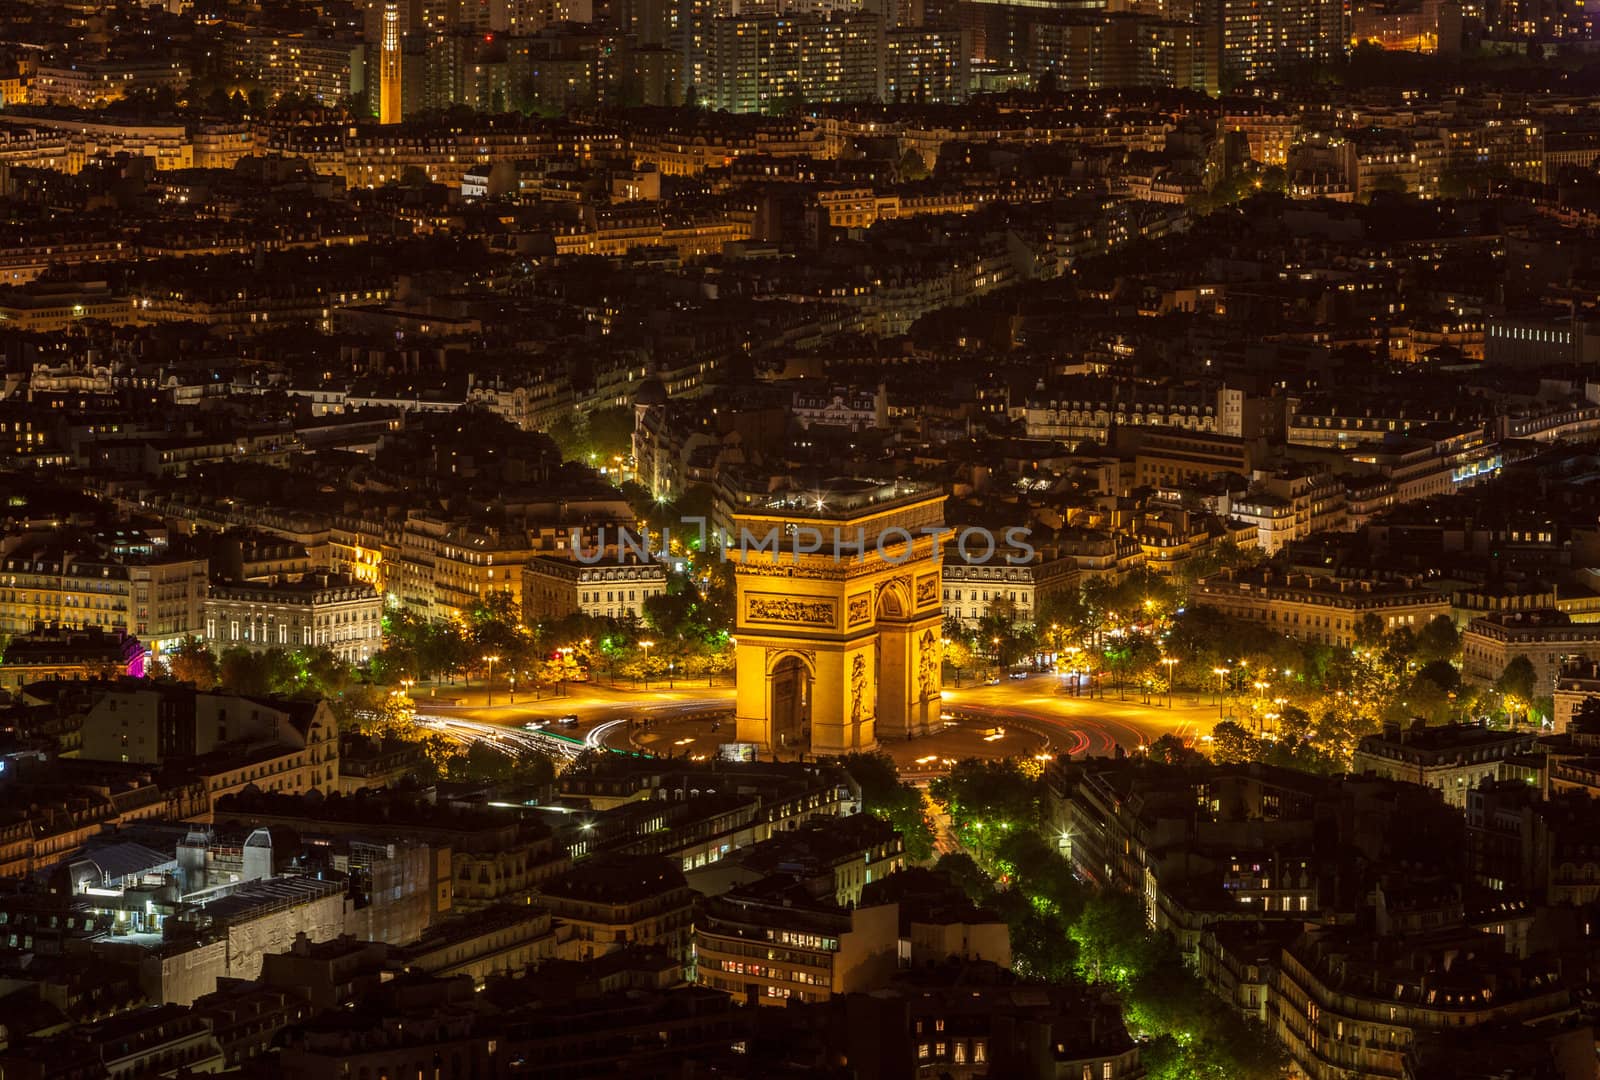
[769,655,812,754]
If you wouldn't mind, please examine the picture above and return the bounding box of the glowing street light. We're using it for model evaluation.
[482,654,501,707]
[640,639,655,688]
[1161,656,1178,708]
[1212,666,1229,717]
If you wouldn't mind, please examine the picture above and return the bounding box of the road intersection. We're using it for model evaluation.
[416,674,1222,771]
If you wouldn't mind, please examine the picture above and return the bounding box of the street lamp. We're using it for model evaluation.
[640,639,655,688]
[941,636,966,687]
[555,645,574,696]
[1212,667,1229,717]
[1161,657,1178,708]
[399,677,415,699]
[483,654,501,707]
[991,636,1001,680]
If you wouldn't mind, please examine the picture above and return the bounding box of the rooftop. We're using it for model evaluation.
[538,854,687,905]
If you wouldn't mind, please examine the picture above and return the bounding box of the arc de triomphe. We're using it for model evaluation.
[730,482,946,757]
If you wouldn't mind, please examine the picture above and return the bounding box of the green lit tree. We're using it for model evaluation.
[1415,615,1461,665]
[1496,654,1538,722]
[839,753,935,863]
[1208,720,1259,764]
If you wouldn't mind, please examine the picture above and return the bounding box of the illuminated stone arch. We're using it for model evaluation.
[731,487,946,758]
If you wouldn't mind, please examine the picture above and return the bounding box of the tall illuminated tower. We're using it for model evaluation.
[379,1,403,123]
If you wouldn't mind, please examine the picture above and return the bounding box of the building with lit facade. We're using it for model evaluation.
[831,983,1141,1079]
[1024,380,1230,443]
[940,555,1077,627]
[726,814,906,909]
[1131,430,1256,489]
[1272,925,1581,1080]
[31,60,189,108]
[1488,0,1590,39]
[1352,720,1537,808]
[0,546,208,658]
[341,118,615,187]
[536,855,696,963]
[704,14,885,114]
[231,34,366,105]
[1028,14,1215,93]
[1219,106,1299,165]
[1210,0,1348,87]
[203,573,383,665]
[1189,569,1451,648]
[0,624,145,689]
[1484,311,1600,368]
[524,554,669,621]
[0,115,211,175]
[1461,610,1600,696]
[1351,0,1462,53]
[1554,660,1600,734]
[694,876,900,1005]
[884,26,972,103]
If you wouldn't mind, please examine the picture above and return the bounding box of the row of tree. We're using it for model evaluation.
[151,636,556,784]
[915,757,1283,1080]
[369,585,735,696]
[942,553,1543,764]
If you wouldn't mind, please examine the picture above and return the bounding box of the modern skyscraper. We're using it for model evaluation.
[703,13,883,111]
[1204,0,1348,86]
[885,25,972,101]
[1029,14,1212,92]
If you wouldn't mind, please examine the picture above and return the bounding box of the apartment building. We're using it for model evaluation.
[1272,927,1579,1080]
[523,554,669,621]
[1130,430,1256,489]
[537,855,695,964]
[204,573,383,665]
[1190,570,1451,647]
[1351,720,1537,809]
[31,60,188,108]
[0,624,146,689]
[695,877,898,1005]
[77,687,340,808]
[0,544,208,654]
[941,555,1077,627]
[1553,660,1600,733]
[1461,610,1600,695]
